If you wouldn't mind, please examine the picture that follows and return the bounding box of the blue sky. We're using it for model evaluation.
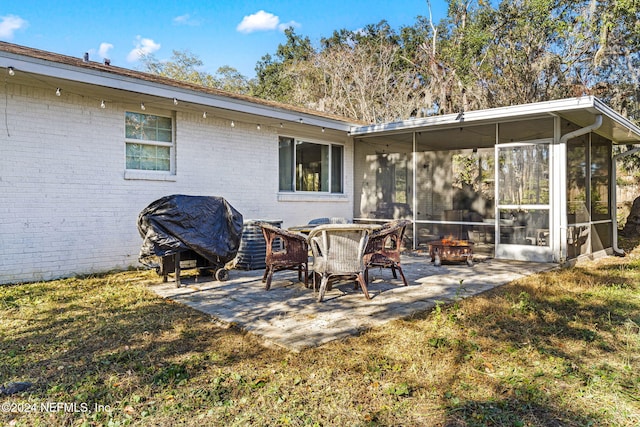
[0,1,450,78]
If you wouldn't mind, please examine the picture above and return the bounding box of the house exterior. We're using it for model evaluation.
[1,41,640,284]
[0,42,359,284]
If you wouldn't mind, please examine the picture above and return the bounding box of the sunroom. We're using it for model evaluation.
[351,97,640,263]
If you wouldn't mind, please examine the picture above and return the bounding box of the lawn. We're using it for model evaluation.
[1,238,639,426]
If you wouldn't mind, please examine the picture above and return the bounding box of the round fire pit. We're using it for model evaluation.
[428,238,474,265]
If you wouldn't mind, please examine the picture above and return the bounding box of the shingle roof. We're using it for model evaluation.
[0,41,363,126]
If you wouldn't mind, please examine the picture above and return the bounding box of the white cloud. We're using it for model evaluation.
[98,42,114,59]
[127,36,161,62]
[0,14,28,40]
[236,10,280,33]
[173,13,200,26]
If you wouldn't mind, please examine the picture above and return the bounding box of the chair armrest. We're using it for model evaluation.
[259,222,307,242]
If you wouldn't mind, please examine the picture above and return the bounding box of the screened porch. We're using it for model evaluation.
[353,114,613,263]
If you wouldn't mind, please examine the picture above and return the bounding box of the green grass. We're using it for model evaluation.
[1,238,639,426]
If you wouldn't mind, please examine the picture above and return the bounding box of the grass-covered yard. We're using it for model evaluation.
[1,237,639,426]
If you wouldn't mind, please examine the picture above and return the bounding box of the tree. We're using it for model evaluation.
[312,21,424,122]
[549,0,639,113]
[408,0,496,115]
[141,50,217,87]
[559,0,640,171]
[315,35,408,122]
[213,65,252,95]
[480,0,571,106]
[141,50,252,94]
[253,28,316,104]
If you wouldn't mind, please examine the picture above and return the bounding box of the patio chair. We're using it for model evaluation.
[307,224,373,302]
[363,219,410,286]
[259,223,309,290]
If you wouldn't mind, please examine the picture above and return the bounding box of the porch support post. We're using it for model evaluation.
[552,117,567,263]
[494,124,499,251]
[412,131,417,249]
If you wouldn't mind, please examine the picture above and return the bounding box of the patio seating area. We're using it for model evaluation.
[261,220,410,302]
[147,246,555,351]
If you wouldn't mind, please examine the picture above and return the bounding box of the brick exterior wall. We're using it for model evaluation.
[0,83,353,284]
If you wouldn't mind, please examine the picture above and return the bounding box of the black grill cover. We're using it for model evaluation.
[137,195,243,267]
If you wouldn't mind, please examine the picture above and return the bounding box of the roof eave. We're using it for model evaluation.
[591,97,640,144]
[0,49,357,132]
[351,97,599,136]
[351,96,640,144]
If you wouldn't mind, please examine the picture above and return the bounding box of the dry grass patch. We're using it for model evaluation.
[1,239,640,426]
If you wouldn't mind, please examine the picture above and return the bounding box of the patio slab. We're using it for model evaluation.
[146,253,556,352]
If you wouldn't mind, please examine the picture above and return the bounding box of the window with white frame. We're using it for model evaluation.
[125,112,173,171]
[279,136,343,193]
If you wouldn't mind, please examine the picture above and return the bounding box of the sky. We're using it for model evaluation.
[0,1,450,79]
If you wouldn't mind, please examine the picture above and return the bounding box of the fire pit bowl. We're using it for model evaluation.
[428,238,474,266]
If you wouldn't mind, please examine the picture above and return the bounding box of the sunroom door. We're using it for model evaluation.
[495,140,553,262]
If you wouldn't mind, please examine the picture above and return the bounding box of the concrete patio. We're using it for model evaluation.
[147,253,556,352]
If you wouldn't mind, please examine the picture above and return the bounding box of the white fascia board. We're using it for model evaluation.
[351,97,601,136]
[592,97,640,142]
[352,96,640,143]
[0,53,353,132]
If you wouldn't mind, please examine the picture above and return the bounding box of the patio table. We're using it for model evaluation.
[289,222,382,235]
[287,225,316,234]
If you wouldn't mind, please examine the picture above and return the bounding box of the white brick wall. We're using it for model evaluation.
[0,83,353,284]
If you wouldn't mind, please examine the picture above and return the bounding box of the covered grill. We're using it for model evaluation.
[137,194,243,286]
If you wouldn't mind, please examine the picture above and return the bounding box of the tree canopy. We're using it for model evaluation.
[141,0,639,130]
[248,0,639,126]
[141,50,252,95]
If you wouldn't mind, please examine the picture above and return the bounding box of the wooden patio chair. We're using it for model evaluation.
[307,224,373,302]
[259,223,309,290]
[363,219,410,286]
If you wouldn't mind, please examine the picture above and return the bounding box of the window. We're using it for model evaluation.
[498,143,550,205]
[566,135,589,224]
[279,136,343,193]
[125,112,173,171]
[375,153,408,204]
[590,134,611,221]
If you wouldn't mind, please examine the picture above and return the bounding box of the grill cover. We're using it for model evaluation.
[137,195,243,267]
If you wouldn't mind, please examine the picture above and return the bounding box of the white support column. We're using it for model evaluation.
[494,124,500,253]
[552,116,567,263]
[412,131,417,249]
